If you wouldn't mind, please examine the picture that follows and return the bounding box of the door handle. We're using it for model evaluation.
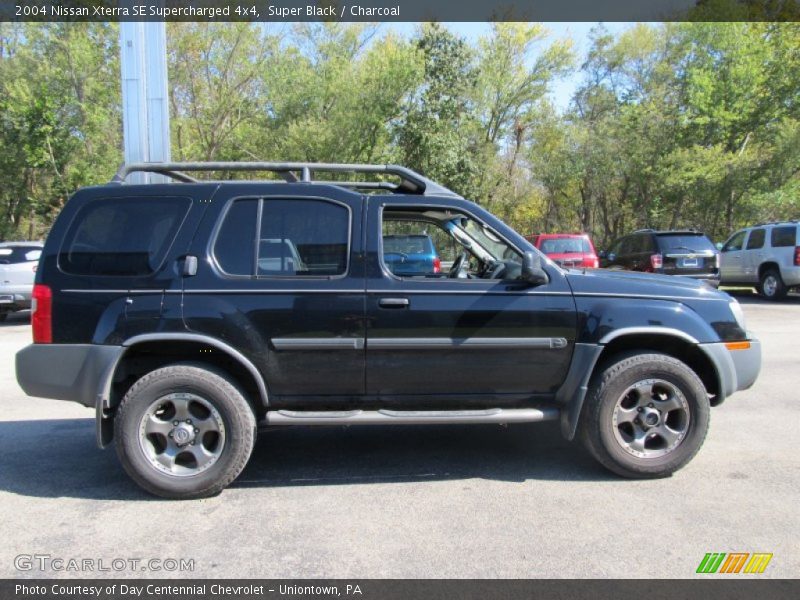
[379,298,409,308]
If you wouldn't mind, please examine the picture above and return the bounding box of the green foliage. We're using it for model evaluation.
[0,22,119,239]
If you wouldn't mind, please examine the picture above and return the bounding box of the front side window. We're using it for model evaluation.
[381,207,522,280]
[722,231,747,252]
[60,197,190,276]
[213,197,350,277]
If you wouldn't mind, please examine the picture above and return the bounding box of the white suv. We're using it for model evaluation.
[719,221,800,300]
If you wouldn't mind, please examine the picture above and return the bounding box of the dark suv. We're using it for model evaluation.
[16,163,760,499]
[600,230,720,287]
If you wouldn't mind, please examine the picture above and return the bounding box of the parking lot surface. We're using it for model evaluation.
[1,292,798,578]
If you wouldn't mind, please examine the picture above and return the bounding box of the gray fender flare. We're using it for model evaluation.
[557,328,724,441]
[96,333,269,447]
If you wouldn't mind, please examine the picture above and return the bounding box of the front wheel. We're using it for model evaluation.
[580,352,710,479]
[114,364,256,499]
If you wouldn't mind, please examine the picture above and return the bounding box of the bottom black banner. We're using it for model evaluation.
[2,579,799,600]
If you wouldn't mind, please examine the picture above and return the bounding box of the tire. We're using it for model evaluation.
[0,312,7,322]
[114,364,256,499]
[580,352,710,479]
[758,268,787,301]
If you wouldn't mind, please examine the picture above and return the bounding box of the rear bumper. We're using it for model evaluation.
[780,267,800,288]
[700,336,761,401]
[15,343,124,407]
[0,288,32,310]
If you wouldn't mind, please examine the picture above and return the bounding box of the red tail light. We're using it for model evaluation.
[31,284,52,344]
[794,246,800,267]
[433,257,441,274]
[650,253,663,270]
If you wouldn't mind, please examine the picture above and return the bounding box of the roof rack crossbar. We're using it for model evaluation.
[111,162,462,198]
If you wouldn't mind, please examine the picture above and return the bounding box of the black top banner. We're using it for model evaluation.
[2,0,799,22]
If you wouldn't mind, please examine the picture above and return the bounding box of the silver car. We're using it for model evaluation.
[0,242,43,320]
[719,221,800,300]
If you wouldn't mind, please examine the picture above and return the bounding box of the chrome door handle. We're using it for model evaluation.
[379,298,409,308]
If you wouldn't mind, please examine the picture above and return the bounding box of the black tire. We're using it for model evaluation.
[580,352,710,479]
[0,312,7,322]
[757,268,788,301]
[114,364,256,499]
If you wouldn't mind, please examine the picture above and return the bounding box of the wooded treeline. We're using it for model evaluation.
[1,22,798,246]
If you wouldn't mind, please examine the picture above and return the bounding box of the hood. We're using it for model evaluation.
[564,267,726,300]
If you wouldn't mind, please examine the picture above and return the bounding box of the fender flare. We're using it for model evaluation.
[557,327,721,441]
[96,333,269,447]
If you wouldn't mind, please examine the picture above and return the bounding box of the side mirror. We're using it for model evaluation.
[521,251,549,286]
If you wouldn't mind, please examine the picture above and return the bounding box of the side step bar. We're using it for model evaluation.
[263,407,560,426]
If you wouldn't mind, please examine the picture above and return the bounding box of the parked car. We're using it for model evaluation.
[719,221,800,300]
[0,241,43,321]
[600,229,720,287]
[527,233,599,269]
[16,162,760,499]
[383,234,441,276]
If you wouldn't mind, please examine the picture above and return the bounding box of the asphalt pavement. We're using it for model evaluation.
[1,292,798,578]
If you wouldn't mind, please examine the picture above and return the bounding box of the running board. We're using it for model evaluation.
[263,407,560,426]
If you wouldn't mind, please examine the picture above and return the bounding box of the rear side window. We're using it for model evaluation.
[213,198,350,277]
[60,197,190,276]
[746,229,765,250]
[0,246,42,264]
[771,226,797,247]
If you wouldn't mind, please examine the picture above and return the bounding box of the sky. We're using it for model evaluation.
[384,22,632,112]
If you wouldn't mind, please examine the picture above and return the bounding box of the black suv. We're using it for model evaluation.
[16,163,760,499]
[600,229,720,287]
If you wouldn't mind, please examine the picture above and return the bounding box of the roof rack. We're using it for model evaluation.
[111,162,463,198]
[752,220,799,227]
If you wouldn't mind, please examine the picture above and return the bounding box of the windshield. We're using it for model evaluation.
[540,238,591,254]
[657,234,716,253]
[454,218,522,263]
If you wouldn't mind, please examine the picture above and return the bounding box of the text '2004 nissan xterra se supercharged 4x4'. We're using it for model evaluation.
[16,163,761,499]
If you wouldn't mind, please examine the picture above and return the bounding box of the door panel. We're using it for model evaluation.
[720,231,747,282]
[364,199,576,406]
[182,184,366,399]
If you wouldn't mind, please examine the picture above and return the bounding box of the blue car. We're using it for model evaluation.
[383,234,441,276]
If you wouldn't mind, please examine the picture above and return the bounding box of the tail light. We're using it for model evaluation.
[650,253,663,270]
[590,257,599,269]
[433,257,441,274]
[794,246,800,267]
[31,284,52,344]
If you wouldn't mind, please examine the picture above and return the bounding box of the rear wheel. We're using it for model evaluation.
[114,364,256,499]
[580,352,710,479]
[0,312,7,322]
[758,268,787,300]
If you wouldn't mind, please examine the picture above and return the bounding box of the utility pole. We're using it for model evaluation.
[119,5,170,184]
